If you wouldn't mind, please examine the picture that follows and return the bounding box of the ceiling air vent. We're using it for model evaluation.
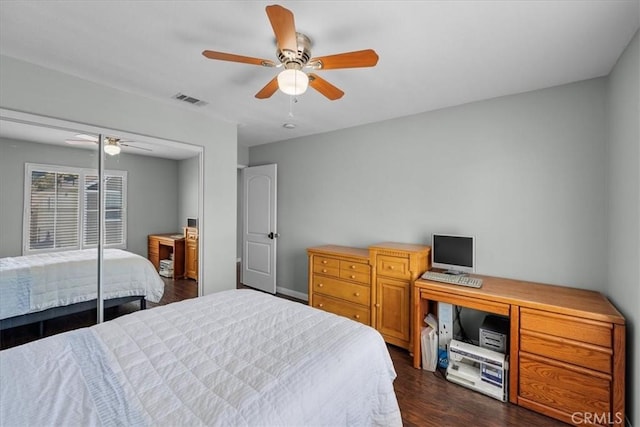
[172,92,208,107]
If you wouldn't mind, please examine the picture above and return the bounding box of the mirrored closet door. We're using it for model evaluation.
[0,111,203,349]
[0,118,100,347]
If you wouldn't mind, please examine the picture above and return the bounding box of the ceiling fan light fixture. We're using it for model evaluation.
[104,139,121,156]
[277,69,309,96]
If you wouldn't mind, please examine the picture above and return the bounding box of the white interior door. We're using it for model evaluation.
[242,164,277,293]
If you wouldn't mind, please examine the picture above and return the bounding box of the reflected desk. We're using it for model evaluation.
[413,275,625,426]
[148,233,185,280]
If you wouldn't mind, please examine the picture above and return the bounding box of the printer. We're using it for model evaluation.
[446,339,508,402]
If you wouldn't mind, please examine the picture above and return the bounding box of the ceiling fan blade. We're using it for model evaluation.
[121,143,152,152]
[265,5,297,56]
[202,50,275,67]
[308,74,344,100]
[255,76,279,99]
[65,139,97,146]
[308,49,379,70]
[74,134,99,141]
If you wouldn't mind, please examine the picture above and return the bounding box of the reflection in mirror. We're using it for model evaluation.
[0,120,99,348]
[0,118,202,350]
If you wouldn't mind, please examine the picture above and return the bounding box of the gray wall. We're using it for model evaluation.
[238,144,249,167]
[0,55,237,295]
[178,155,200,231]
[606,30,639,424]
[250,78,608,296]
[237,144,249,260]
[0,138,180,258]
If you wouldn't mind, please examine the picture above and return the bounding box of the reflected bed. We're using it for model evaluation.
[0,248,164,331]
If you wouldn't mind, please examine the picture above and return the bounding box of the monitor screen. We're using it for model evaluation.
[431,234,474,274]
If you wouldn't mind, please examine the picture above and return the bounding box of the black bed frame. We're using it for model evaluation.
[0,296,146,336]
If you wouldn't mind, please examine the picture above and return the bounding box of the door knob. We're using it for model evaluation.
[268,232,280,239]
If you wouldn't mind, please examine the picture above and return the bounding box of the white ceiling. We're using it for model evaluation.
[0,0,638,152]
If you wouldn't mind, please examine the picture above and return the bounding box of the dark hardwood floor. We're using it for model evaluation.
[1,277,564,426]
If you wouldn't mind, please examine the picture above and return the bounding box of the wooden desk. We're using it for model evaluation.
[413,275,625,426]
[148,233,185,280]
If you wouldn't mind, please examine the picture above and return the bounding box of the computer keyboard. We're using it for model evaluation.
[421,271,483,288]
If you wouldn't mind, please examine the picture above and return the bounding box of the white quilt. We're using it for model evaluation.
[0,249,164,320]
[0,289,402,427]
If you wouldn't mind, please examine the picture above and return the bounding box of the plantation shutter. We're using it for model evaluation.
[83,174,99,246]
[24,164,127,254]
[83,174,126,247]
[27,170,80,251]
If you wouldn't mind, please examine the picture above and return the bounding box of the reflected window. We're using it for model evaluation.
[24,163,127,254]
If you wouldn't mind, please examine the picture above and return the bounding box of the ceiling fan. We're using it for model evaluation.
[202,4,379,100]
[65,134,152,155]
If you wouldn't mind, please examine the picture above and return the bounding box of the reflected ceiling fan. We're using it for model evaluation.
[202,4,379,100]
[65,134,152,155]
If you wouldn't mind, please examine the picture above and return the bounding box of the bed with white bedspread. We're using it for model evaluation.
[0,249,164,328]
[0,289,402,426]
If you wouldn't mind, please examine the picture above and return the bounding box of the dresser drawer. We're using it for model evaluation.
[315,256,339,269]
[520,331,612,374]
[340,260,370,274]
[312,276,370,306]
[339,269,370,284]
[313,256,340,277]
[339,262,370,284]
[312,294,370,325]
[520,308,612,348]
[519,355,611,416]
[376,255,411,280]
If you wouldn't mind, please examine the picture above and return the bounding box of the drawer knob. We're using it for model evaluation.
[375,303,381,308]
[322,260,328,264]
[318,283,324,287]
[318,303,324,308]
[350,265,356,269]
[389,266,395,270]
[322,269,327,273]
[350,275,356,279]
[354,314,360,319]
[354,292,360,297]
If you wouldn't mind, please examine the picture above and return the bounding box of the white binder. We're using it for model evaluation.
[421,314,438,371]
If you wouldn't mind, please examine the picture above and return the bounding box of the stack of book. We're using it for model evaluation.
[159,259,173,277]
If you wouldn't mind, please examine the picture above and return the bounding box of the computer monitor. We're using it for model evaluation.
[431,234,475,275]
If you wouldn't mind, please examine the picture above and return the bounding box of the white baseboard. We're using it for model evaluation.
[276,286,308,302]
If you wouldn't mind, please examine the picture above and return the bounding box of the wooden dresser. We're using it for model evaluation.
[369,243,431,349]
[413,276,626,426]
[307,245,372,326]
[307,243,431,348]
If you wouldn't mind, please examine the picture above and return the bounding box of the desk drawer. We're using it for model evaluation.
[519,355,611,416]
[312,276,370,306]
[376,255,410,280]
[520,331,612,374]
[520,308,612,348]
[312,294,370,325]
[148,244,158,256]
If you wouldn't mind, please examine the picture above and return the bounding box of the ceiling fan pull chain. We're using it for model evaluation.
[288,95,296,118]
